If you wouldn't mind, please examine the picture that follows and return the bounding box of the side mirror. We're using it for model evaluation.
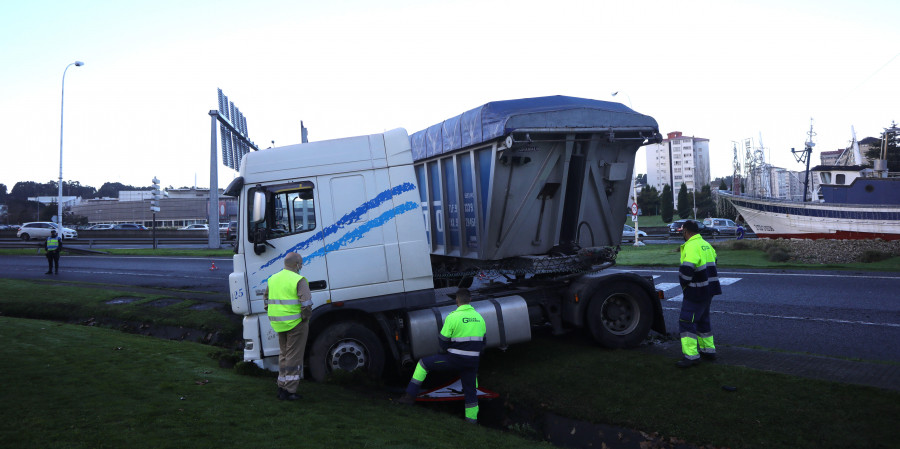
[251,191,266,223]
[253,228,273,255]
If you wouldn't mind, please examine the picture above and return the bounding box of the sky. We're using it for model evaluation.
[1,0,898,192]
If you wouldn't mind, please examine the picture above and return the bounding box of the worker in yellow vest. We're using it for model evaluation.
[398,288,486,424]
[45,230,62,274]
[264,252,312,400]
[676,220,722,368]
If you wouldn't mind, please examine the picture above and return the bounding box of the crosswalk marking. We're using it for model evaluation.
[657,278,741,302]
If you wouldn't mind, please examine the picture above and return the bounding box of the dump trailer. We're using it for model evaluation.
[226,95,666,381]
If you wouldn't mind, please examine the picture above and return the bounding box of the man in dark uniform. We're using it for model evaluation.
[45,229,62,274]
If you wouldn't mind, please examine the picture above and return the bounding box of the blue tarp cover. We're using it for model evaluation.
[409,95,657,161]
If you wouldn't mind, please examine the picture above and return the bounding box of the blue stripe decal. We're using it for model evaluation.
[304,201,419,262]
[254,182,416,278]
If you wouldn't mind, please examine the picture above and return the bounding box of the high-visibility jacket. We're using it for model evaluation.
[439,304,486,358]
[266,269,309,332]
[679,234,722,302]
[46,237,60,252]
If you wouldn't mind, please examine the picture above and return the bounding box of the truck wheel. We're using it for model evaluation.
[308,322,385,382]
[586,281,653,348]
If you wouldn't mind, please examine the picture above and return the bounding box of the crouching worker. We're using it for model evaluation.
[398,288,486,424]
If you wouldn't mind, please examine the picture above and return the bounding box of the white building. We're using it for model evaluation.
[645,131,711,206]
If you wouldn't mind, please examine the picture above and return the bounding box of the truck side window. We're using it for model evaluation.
[249,181,317,240]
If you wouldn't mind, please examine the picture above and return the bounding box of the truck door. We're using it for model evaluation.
[244,180,329,360]
[317,170,404,299]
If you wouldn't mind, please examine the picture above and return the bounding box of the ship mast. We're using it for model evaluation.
[732,141,742,195]
[791,118,815,202]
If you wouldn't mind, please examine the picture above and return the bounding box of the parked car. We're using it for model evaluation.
[622,224,647,242]
[179,224,209,231]
[667,219,713,236]
[17,222,78,240]
[87,224,114,230]
[113,223,147,230]
[225,221,238,241]
[702,218,739,235]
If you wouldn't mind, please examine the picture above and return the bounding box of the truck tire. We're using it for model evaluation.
[308,321,385,382]
[586,281,653,348]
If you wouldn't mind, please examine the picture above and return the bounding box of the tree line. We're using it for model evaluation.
[636,180,734,223]
[0,180,156,225]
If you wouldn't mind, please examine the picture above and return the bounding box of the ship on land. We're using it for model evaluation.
[720,123,900,240]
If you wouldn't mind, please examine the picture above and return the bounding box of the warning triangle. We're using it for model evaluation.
[416,377,499,402]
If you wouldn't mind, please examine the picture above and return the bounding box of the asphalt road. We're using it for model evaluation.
[624,267,900,363]
[0,254,232,293]
[3,254,898,364]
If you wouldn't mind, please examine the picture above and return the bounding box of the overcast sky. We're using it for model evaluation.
[2,0,898,192]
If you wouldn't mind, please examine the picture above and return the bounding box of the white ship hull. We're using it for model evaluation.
[724,194,900,240]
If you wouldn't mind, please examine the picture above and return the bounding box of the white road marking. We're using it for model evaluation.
[655,282,681,292]
[659,278,742,302]
[660,306,900,328]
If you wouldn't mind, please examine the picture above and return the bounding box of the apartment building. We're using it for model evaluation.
[645,131,711,206]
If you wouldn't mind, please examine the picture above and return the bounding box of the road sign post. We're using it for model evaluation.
[631,179,645,247]
[210,89,260,249]
[151,177,161,249]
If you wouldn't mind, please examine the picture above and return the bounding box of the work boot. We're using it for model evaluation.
[676,357,699,368]
[278,388,302,401]
[45,271,52,275]
[396,394,416,405]
[700,352,717,361]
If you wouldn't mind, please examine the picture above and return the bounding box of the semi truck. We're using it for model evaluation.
[226,95,666,381]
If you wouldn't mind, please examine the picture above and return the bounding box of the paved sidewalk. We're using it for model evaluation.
[640,341,900,391]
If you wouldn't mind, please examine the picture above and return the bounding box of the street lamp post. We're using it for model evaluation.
[58,61,84,230]
[692,186,697,219]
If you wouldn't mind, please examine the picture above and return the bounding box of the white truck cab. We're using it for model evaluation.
[227,96,666,381]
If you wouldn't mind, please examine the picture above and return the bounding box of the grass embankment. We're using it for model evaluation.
[0,279,239,343]
[0,316,545,449]
[479,332,900,448]
[2,280,899,448]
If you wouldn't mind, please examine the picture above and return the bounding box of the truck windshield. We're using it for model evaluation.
[249,181,317,240]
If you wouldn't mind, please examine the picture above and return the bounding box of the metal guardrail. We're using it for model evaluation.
[2,232,748,250]
[0,237,231,249]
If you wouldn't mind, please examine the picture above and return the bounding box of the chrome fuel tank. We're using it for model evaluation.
[407,295,532,360]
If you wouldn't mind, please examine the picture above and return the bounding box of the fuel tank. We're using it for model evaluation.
[406,295,532,360]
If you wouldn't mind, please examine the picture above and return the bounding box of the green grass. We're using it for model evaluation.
[3,280,900,448]
[101,248,235,257]
[479,332,900,448]
[0,316,548,449]
[625,214,668,227]
[2,313,897,449]
[0,279,240,342]
[616,242,900,271]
